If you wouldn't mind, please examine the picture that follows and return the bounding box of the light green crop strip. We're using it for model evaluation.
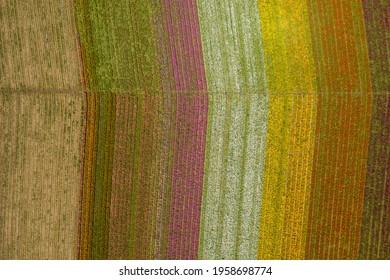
[197,0,269,259]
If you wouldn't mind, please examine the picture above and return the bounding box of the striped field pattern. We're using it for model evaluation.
[0,0,388,259]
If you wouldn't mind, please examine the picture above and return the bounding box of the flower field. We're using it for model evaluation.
[0,0,388,260]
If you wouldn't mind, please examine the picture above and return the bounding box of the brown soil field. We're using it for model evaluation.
[0,0,82,90]
[0,93,84,259]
